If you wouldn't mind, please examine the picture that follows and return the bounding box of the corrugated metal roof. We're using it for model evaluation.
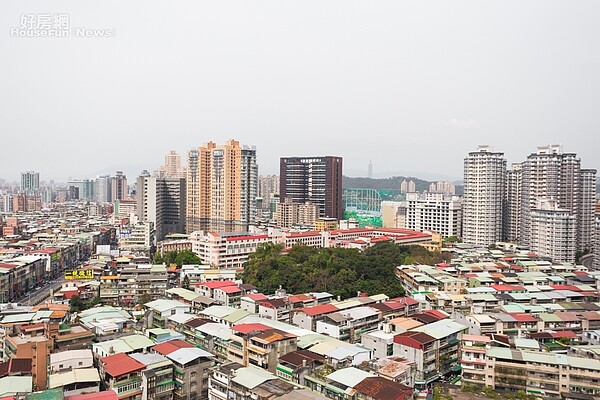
[231,366,275,389]
[145,299,189,313]
[0,376,31,397]
[166,348,214,365]
[48,368,100,388]
[326,367,374,388]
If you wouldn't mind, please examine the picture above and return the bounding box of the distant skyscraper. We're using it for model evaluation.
[594,216,600,270]
[513,145,596,259]
[407,180,416,193]
[186,139,257,233]
[158,150,186,178]
[20,171,39,193]
[67,179,95,200]
[504,163,522,243]
[529,199,576,263]
[400,179,408,193]
[280,156,343,220]
[258,175,280,206]
[405,192,462,238]
[111,171,128,201]
[462,145,506,246]
[368,160,373,178]
[137,170,186,242]
[95,175,112,203]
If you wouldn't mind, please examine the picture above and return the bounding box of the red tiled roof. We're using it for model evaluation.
[218,286,241,294]
[66,391,119,400]
[152,339,194,356]
[231,323,271,334]
[354,377,412,400]
[100,353,145,377]
[198,280,237,289]
[550,285,581,292]
[556,312,580,322]
[288,294,313,303]
[21,323,45,332]
[244,293,268,301]
[509,313,538,322]
[424,310,448,320]
[550,330,577,339]
[371,236,392,243]
[299,304,339,316]
[288,231,321,238]
[491,284,526,292]
[574,271,590,277]
[0,264,17,270]
[578,311,600,321]
[226,235,269,242]
[394,331,436,346]
[389,297,419,307]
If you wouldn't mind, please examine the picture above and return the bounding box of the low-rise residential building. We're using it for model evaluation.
[130,352,174,400]
[165,347,214,400]
[276,350,325,385]
[48,368,100,397]
[393,319,467,387]
[49,349,94,374]
[209,363,303,400]
[5,330,51,391]
[361,328,396,359]
[460,334,491,388]
[118,264,168,306]
[315,307,382,343]
[354,376,413,400]
[99,352,145,400]
[484,347,600,398]
[92,334,155,360]
[292,304,339,331]
[144,299,191,329]
[228,323,297,372]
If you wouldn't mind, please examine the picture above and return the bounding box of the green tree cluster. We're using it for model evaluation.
[153,250,200,267]
[69,295,101,313]
[241,241,445,299]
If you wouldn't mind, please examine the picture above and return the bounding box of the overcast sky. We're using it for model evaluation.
[1,1,599,182]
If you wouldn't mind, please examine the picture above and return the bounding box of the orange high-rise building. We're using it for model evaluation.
[186,139,257,233]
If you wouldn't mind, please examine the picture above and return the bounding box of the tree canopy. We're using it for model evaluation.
[241,241,446,299]
[153,250,200,267]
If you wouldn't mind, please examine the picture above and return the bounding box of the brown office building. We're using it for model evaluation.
[280,156,343,220]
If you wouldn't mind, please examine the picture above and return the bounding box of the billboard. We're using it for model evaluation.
[65,270,94,280]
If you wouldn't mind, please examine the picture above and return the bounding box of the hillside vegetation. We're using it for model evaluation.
[241,241,447,299]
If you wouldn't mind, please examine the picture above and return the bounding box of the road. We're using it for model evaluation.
[582,253,595,270]
[18,278,66,306]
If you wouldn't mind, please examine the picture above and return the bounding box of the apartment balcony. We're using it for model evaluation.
[495,366,528,377]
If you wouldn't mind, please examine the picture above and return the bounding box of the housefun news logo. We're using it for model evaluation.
[10,13,115,38]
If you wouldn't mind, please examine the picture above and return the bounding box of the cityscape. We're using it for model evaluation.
[0,140,598,400]
[2,2,600,400]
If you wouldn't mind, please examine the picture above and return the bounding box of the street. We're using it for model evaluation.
[17,278,66,306]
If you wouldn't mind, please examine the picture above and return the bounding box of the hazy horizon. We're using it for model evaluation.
[2,1,599,182]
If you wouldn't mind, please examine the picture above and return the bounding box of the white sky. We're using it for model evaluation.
[1,1,599,182]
